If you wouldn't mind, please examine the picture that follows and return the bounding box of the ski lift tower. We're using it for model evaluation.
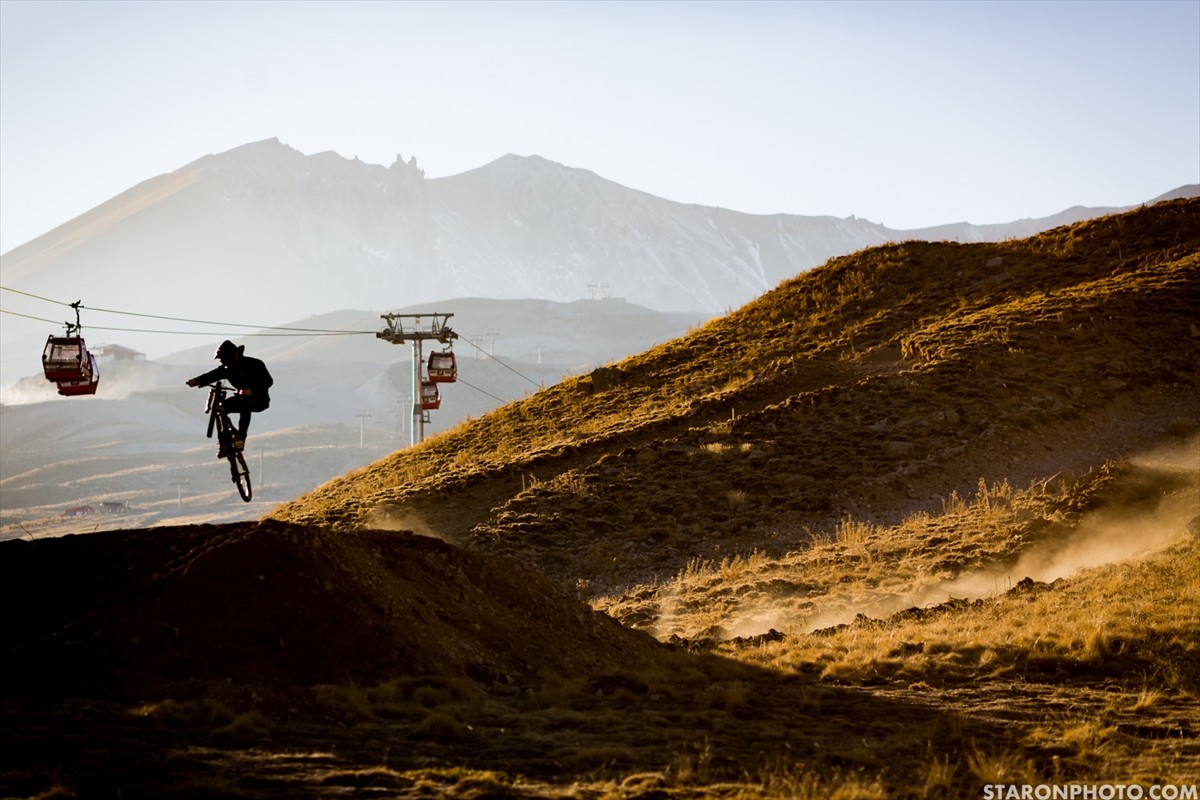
[376,312,458,446]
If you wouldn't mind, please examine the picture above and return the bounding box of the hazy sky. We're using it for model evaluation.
[1,0,1197,253]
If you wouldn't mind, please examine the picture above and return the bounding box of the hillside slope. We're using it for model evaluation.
[271,198,1200,592]
[3,200,1197,799]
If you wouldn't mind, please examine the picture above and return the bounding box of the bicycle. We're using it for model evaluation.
[202,381,252,502]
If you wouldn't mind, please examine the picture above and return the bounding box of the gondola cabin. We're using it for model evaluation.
[419,381,441,410]
[43,336,89,382]
[42,335,100,396]
[56,352,100,396]
[427,351,457,383]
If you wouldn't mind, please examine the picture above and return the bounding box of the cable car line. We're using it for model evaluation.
[4,284,544,406]
[0,284,376,335]
[6,305,519,403]
[454,376,507,403]
[0,308,371,337]
[0,308,62,326]
[457,334,541,389]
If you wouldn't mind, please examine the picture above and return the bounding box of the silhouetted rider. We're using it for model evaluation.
[186,340,273,451]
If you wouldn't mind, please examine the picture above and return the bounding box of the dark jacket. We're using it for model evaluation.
[191,356,273,407]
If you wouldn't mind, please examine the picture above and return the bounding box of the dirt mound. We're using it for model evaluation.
[0,520,663,700]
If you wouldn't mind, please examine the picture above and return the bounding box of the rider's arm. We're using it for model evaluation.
[187,366,225,387]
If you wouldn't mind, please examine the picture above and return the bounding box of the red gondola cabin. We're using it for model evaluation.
[56,351,100,396]
[419,381,441,410]
[427,351,457,383]
[42,336,100,396]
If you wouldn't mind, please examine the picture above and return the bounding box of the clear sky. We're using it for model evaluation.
[1,0,1197,253]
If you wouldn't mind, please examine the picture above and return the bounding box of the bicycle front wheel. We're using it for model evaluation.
[228,450,252,502]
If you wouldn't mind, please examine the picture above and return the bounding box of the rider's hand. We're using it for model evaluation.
[238,388,252,396]
[186,379,197,387]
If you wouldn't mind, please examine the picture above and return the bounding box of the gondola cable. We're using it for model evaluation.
[0,285,376,335]
[454,376,506,403]
[0,308,372,337]
[457,334,541,389]
[3,284,542,400]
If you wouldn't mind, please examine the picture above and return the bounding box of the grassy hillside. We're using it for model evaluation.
[271,198,1198,590]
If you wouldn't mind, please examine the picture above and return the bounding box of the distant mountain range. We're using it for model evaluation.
[1,137,1195,360]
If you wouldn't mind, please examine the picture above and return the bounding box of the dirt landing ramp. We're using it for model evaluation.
[0,520,663,700]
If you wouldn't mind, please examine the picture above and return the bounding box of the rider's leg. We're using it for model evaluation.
[223,395,250,448]
[235,412,251,446]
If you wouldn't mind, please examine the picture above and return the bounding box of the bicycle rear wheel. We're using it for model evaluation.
[228,450,252,502]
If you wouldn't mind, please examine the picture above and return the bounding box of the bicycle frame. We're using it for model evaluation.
[205,384,223,439]
[202,381,252,502]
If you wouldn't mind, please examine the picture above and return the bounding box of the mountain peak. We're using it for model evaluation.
[185,137,294,167]
[3,138,1189,362]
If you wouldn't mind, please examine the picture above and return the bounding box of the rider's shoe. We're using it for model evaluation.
[233,436,246,452]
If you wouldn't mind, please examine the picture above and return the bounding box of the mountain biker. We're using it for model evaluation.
[186,340,273,455]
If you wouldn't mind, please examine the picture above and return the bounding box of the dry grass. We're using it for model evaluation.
[274,203,1199,605]
[735,539,1200,689]
[604,453,1199,677]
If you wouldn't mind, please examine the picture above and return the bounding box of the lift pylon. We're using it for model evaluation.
[376,312,457,446]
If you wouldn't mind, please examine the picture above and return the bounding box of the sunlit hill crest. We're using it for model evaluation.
[272,198,1200,595]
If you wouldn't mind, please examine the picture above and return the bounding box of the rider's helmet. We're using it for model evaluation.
[215,340,243,364]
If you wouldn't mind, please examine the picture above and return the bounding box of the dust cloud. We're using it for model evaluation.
[964,440,1195,588]
[1,359,184,405]
[0,377,60,405]
[743,439,1200,638]
[925,488,1193,604]
[812,439,1199,632]
[366,504,448,542]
